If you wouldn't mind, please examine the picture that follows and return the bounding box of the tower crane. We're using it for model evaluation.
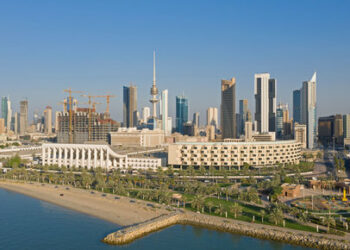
[64,88,82,143]
[95,94,116,115]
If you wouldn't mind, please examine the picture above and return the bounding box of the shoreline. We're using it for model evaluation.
[1,180,350,249]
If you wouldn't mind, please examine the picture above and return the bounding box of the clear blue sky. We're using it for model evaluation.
[0,0,349,124]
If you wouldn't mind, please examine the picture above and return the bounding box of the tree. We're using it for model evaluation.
[269,208,284,225]
[191,194,205,212]
[206,201,214,214]
[323,216,336,232]
[230,202,242,219]
[260,209,266,223]
[215,204,227,218]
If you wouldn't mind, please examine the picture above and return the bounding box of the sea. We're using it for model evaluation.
[0,188,312,250]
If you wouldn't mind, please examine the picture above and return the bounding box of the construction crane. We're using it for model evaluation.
[95,95,116,115]
[64,88,82,143]
[81,94,102,141]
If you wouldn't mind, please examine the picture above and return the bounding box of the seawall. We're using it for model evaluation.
[103,211,350,249]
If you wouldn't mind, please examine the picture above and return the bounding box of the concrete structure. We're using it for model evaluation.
[19,100,28,135]
[44,106,52,134]
[176,95,188,134]
[221,78,236,139]
[109,128,164,147]
[207,107,218,129]
[123,85,138,128]
[254,73,276,133]
[57,109,119,144]
[300,72,317,149]
[280,183,301,198]
[168,140,301,168]
[149,51,159,118]
[42,143,161,170]
[294,123,307,149]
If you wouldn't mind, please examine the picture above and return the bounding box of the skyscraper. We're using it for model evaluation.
[1,97,8,130]
[221,78,236,139]
[44,106,52,134]
[343,114,350,139]
[123,85,138,128]
[254,73,276,133]
[19,100,28,135]
[160,90,169,135]
[176,95,188,134]
[149,51,159,118]
[207,107,218,128]
[141,107,150,124]
[238,99,249,136]
[301,72,317,149]
[193,112,200,128]
[293,89,301,124]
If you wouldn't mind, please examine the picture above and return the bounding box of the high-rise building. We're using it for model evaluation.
[238,99,249,136]
[1,97,11,131]
[276,103,292,139]
[294,123,307,149]
[123,85,137,128]
[176,95,188,134]
[254,73,276,133]
[19,100,28,135]
[142,107,150,124]
[343,114,350,139]
[207,107,218,129]
[1,97,8,128]
[221,78,236,139]
[160,90,169,135]
[301,72,317,149]
[55,111,60,132]
[149,51,159,118]
[0,118,5,134]
[318,116,334,146]
[11,112,19,134]
[44,106,52,134]
[244,121,253,142]
[193,112,200,128]
[293,90,301,124]
[334,114,343,145]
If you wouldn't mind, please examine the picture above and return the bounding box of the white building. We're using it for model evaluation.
[142,107,150,124]
[109,127,165,147]
[254,73,276,133]
[160,89,170,135]
[207,107,218,129]
[42,143,161,170]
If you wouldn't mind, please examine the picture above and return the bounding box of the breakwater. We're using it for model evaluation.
[103,211,350,249]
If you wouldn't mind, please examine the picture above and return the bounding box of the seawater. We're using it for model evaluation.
[0,188,312,250]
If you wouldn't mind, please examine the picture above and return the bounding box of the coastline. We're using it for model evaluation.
[0,180,169,226]
[2,180,350,249]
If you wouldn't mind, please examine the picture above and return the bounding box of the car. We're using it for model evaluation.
[129,200,136,203]
[114,196,120,200]
[146,203,155,208]
[90,191,95,194]
[102,194,107,197]
[60,193,64,197]
[65,187,70,190]
[55,186,58,188]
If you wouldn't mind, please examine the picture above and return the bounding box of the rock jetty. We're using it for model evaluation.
[103,211,350,249]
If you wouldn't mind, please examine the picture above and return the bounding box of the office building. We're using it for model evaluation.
[254,73,276,133]
[19,100,28,135]
[176,95,188,134]
[160,90,170,135]
[334,114,343,145]
[123,85,138,128]
[1,97,12,132]
[142,107,150,124]
[207,107,218,129]
[221,77,236,139]
[343,114,350,139]
[244,121,253,141]
[193,112,200,128]
[293,90,301,124]
[168,140,301,168]
[0,118,5,134]
[300,72,317,149]
[294,123,307,149]
[318,116,334,146]
[44,106,52,134]
[109,127,164,147]
[237,99,249,136]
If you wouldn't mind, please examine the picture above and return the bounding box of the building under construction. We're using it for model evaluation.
[57,107,119,144]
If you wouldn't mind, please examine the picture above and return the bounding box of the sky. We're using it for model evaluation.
[0,0,349,125]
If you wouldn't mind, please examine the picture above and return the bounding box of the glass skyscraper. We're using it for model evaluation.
[293,89,301,124]
[176,95,188,134]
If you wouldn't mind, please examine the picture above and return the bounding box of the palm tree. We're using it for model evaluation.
[215,204,227,218]
[206,201,214,214]
[191,195,205,212]
[230,202,242,219]
[269,208,284,225]
[323,216,336,232]
[260,209,266,223]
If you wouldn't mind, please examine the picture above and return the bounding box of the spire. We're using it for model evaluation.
[153,50,156,87]
[310,72,316,83]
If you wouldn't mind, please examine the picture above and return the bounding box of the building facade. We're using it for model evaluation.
[221,78,236,139]
[109,128,165,147]
[44,106,52,134]
[175,95,188,134]
[19,100,28,136]
[168,140,301,168]
[207,107,218,129]
[293,90,301,124]
[294,123,307,149]
[123,85,138,128]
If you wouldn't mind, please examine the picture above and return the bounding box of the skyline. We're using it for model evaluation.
[0,1,349,123]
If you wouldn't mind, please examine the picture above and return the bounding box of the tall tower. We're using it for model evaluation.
[150,51,159,118]
[221,78,236,139]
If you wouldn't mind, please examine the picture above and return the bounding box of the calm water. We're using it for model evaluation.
[0,188,312,250]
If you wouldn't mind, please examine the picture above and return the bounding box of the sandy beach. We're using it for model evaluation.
[0,180,169,226]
